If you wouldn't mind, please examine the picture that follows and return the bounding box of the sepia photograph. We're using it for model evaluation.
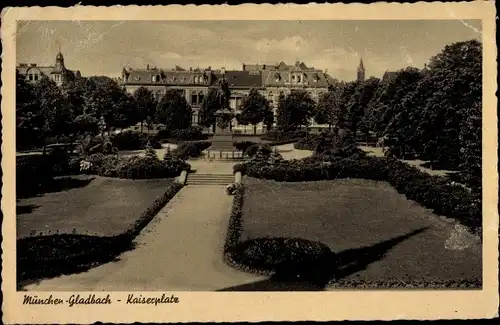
[2,2,498,323]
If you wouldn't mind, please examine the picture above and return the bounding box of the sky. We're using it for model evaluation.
[16,20,481,81]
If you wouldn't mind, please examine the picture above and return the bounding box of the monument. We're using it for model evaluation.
[207,74,236,152]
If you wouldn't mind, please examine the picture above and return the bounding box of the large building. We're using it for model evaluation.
[120,61,336,130]
[17,52,81,86]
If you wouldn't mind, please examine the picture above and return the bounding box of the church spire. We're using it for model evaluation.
[357,57,365,82]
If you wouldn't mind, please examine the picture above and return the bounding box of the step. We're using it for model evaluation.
[186,173,235,185]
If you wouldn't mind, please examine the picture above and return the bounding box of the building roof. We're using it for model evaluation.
[261,69,333,88]
[17,64,79,80]
[122,62,333,89]
[221,70,262,88]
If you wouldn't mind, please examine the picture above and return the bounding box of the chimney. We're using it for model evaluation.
[147,64,150,70]
[221,67,226,75]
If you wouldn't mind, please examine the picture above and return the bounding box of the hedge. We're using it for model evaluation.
[223,183,245,253]
[261,130,305,143]
[17,181,184,283]
[234,156,481,233]
[171,141,212,159]
[109,131,162,150]
[126,181,183,236]
[84,153,190,179]
[157,127,209,142]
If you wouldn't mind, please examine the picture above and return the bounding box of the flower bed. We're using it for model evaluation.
[234,156,481,233]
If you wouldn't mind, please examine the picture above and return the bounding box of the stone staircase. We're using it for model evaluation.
[185,173,235,186]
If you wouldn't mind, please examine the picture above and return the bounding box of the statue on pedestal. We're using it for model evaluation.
[214,74,234,134]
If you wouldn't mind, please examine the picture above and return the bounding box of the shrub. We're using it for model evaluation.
[233,141,257,153]
[116,155,188,179]
[228,237,335,284]
[109,131,161,150]
[261,130,305,143]
[16,154,54,198]
[223,183,245,252]
[246,144,272,158]
[171,141,211,159]
[157,126,208,141]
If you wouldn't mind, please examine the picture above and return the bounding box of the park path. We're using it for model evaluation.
[24,161,265,291]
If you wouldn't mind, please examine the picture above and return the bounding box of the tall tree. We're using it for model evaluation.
[199,87,220,130]
[237,88,271,135]
[367,67,424,137]
[281,89,316,131]
[16,70,41,150]
[132,87,156,133]
[348,77,380,141]
[156,89,192,130]
[33,76,73,152]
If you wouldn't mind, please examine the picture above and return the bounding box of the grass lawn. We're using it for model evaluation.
[17,175,173,239]
[240,177,482,287]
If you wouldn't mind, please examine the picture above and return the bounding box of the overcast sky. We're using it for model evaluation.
[16,20,481,81]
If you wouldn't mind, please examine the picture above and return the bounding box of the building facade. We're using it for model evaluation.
[17,52,81,86]
[120,61,336,130]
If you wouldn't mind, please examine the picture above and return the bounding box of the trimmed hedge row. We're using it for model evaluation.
[223,183,245,253]
[234,156,481,233]
[17,181,184,283]
[127,181,184,237]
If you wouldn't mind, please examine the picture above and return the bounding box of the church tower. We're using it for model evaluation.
[357,58,365,82]
[52,52,67,86]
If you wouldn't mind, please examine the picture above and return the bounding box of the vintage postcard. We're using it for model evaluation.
[1,2,498,323]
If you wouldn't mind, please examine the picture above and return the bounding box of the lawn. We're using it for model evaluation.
[240,177,482,287]
[17,175,173,239]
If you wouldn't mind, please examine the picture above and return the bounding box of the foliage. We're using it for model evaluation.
[199,88,220,128]
[275,89,315,131]
[157,126,208,141]
[109,131,161,150]
[171,141,211,159]
[156,89,192,130]
[261,130,306,143]
[73,114,99,136]
[132,87,157,132]
[237,88,272,134]
[228,237,334,282]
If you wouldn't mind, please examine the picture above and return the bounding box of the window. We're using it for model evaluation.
[28,74,33,81]
[297,75,302,83]
[198,92,204,104]
[34,74,39,81]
